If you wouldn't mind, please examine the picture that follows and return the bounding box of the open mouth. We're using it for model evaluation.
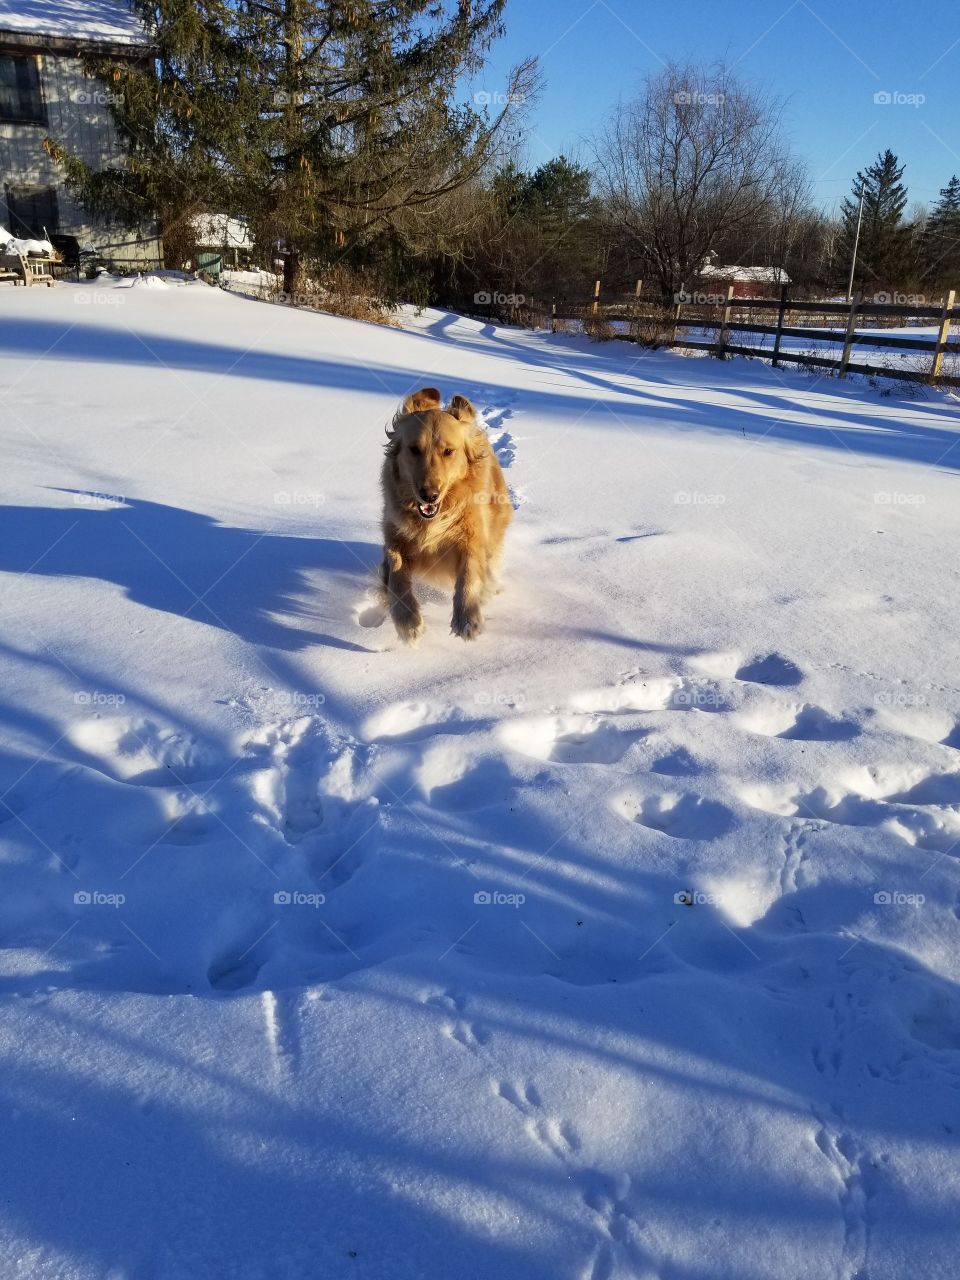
[417,501,440,520]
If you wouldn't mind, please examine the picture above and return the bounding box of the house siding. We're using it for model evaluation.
[0,45,161,263]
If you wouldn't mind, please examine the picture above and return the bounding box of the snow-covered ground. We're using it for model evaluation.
[2,279,960,1279]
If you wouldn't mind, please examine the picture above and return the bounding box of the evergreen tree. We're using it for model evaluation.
[450,156,594,313]
[525,157,591,235]
[490,161,530,220]
[840,149,909,289]
[921,175,960,287]
[520,156,594,296]
[50,0,534,290]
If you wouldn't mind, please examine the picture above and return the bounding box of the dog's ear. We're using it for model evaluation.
[383,422,401,458]
[463,427,491,466]
[388,386,439,454]
[452,397,486,464]
[446,394,476,423]
[401,386,442,414]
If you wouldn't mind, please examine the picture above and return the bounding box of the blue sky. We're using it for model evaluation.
[469,0,960,214]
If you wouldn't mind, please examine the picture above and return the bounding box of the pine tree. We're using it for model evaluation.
[51,0,534,290]
[840,149,910,290]
[490,161,530,220]
[521,157,594,296]
[460,156,594,311]
[921,175,960,287]
[525,157,591,234]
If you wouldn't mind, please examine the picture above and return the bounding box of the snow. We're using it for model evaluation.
[699,263,791,284]
[0,0,145,43]
[1,281,960,1279]
[221,267,281,294]
[124,272,169,289]
[192,214,253,251]
[0,224,54,257]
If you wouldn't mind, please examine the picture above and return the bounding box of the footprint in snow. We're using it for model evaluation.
[742,780,960,854]
[426,757,517,812]
[488,429,516,468]
[476,397,521,477]
[649,745,702,776]
[67,716,226,786]
[498,714,648,766]
[207,938,270,992]
[734,697,861,741]
[495,1079,580,1160]
[247,717,365,844]
[735,652,804,687]
[612,790,736,841]
[424,990,491,1051]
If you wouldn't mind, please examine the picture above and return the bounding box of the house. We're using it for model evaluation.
[192,213,254,278]
[0,0,161,265]
[697,251,790,299]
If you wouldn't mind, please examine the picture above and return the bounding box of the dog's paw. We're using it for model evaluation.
[452,609,484,641]
[394,610,425,645]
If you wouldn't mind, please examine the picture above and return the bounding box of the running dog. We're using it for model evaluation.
[379,387,511,643]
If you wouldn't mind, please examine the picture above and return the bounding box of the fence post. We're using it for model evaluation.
[716,284,735,357]
[771,284,789,369]
[839,291,861,377]
[551,299,557,334]
[930,289,956,382]
[671,295,683,346]
[630,278,642,342]
[592,279,600,316]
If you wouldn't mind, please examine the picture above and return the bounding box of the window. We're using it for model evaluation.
[6,187,59,238]
[0,54,45,124]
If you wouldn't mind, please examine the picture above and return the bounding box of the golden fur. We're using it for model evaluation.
[379,387,512,642]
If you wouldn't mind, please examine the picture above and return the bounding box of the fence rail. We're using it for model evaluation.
[540,282,960,388]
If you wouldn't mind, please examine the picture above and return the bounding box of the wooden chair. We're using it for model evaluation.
[24,254,57,286]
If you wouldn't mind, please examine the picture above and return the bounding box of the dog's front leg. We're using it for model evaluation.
[452,554,485,640]
[384,549,424,644]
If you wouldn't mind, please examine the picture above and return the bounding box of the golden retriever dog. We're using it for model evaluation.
[378,387,511,643]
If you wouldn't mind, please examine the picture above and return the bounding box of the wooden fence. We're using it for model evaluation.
[545,283,960,387]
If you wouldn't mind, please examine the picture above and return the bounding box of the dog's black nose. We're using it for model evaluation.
[419,487,439,503]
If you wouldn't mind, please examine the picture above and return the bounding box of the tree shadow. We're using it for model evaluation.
[0,493,381,652]
[1,628,958,1275]
[3,303,960,1275]
[4,312,960,471]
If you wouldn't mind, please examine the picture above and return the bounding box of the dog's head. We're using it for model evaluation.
[385,387,489,521]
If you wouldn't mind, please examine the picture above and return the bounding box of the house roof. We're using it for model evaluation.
[699,264,791,284]
[192,215,253,251]
[0,0,146,45]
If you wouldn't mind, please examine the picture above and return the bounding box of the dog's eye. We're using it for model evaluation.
[409,445,421,456]
[443,447,454,457]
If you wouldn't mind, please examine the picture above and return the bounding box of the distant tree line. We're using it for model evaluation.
[48,19,960,313]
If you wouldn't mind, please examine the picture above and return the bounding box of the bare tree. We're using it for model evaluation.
[593,61,805,295]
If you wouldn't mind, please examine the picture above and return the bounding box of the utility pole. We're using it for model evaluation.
[846,178,866,304]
